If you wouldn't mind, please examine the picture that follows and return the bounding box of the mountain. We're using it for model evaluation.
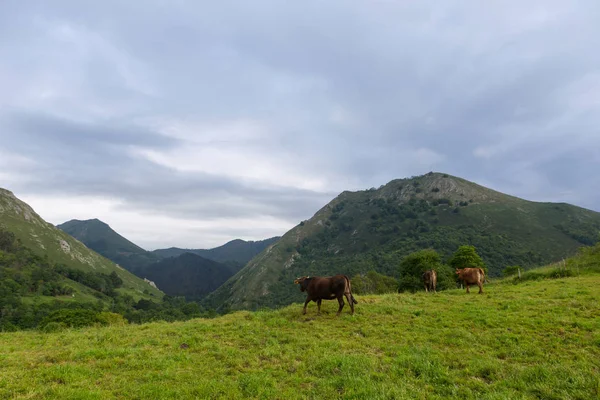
[58,219,279,271]
[151,237,281,267]
[0,188,162,300]
[57,219,161,272]
[138,252,241,301]
[203,172,600,311]
[57,219,276,301]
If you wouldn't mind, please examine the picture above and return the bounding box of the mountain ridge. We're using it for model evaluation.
[151,237,281,266]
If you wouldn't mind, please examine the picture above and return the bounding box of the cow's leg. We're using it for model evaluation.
[345,293,354,315]
[478,281,483,294]
[317,299,322,314]
[466,284,470,293]
[424,284,428,293]
[336,296,345,316]
[303,297,311,315]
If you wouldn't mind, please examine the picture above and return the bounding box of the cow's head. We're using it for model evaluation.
[294,276,310,292]
[455,268,464,276]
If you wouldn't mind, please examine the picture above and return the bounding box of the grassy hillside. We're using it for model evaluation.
[152,237,280,267]
[57,219,161,273]
[204,172,600,311]
[140,253,240,301]
[1,272,599,399]
[0,189,161,299]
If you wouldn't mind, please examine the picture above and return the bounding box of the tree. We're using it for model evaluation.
[108,271,123,288]
[398,249,454,292]
[448,245,486,273]
[0,229,16,252]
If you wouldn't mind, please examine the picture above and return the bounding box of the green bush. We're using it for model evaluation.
[515,268,575,283]
[503,265,521,277]
[41,322,67,333]
[40,309,106,329]
[97,312,128,326]
[352,271,398,295]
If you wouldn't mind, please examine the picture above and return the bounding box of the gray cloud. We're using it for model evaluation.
[1,0,600,247]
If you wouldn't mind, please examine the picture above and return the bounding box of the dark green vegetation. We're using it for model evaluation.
[0,189,160,298]
[0,227,213,331]
[205,172,600,311]
[151,237,280,268]
[57,219,161,273]
[140,253,243,301]
[1,268,599,398]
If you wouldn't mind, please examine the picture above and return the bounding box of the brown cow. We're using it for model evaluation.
[293,275,358,315]
[422,269,437,293]
[455,267,485,294]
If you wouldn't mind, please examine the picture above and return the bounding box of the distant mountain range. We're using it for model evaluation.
[203,172,600,311]
[57,219,280,300]
[151,237,280,267]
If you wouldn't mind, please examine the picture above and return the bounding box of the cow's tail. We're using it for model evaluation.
[344,275,358,304]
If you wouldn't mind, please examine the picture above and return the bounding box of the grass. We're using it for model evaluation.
[1,275,600,399]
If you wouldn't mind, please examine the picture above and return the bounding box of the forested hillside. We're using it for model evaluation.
[139,252,241,301]
[0,189,160,298]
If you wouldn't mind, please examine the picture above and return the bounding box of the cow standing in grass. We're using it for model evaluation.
[422,269,437,293]
[294,275,358,315]
[456,267,485,294]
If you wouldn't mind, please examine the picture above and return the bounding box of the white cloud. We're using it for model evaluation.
[17,193,291,250]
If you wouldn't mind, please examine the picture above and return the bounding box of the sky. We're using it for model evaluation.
[1,1,600,250]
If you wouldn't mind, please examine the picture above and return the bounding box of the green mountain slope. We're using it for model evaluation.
[0,189,161,299]
[57,219,161,272]
[203,172,600,311]
[152,237,280,267]
[139,253,241,301]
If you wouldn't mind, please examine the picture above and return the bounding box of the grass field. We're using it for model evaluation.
[1,275,599,399]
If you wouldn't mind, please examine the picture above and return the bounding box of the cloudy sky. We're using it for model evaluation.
[1,1,599,249]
